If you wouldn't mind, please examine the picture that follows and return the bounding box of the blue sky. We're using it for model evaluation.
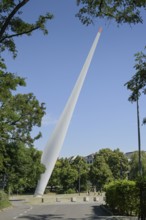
[4,0,146,157]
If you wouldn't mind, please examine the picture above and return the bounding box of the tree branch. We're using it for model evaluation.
[0,26,39,42]
[0,0,29,40]
[99,0,104,13]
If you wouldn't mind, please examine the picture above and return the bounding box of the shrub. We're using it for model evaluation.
[104,180,139,216]
[65,188,76,194]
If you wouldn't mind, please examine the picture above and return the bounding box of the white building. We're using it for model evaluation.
[83,153,95,164]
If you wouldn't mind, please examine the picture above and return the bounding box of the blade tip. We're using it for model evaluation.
[98,27,103,33]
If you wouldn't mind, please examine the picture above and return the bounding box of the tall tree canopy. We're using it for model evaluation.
[0,0,53,191]
[125,48,146,102]
[0,0,53,145]
[76,0,146,25]
[0,0,54,145]
[125,48,146,124]
[0,63,46,146]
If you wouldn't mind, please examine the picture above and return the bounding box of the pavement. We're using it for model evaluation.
[0,193,107,219]
[0,193,138,219]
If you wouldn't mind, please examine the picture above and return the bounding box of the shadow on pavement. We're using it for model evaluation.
[19,214,64,219]
[18,204,137,220]
[9,199,25,201]
[18,205,112,219]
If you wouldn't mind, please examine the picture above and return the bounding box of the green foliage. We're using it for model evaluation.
[0,60,46,146]
[76,0,146,25]
[0,58,26,101]
[1,143,45,194]
[89,154,113,190]
[98,148,129,179]
[0,0,53,57]
[0,63,46,192]
[129,151,146,180]
[49,158,78,194]
[125,48,146,102]
[0,1,52,195]
[48,156,90,194]
[0,92,45,145]
[105,180,139,216]
[136,177,146,218]
[49,150,130,194]
[125,48,146,124]
[48,160,62,192]
[59,158,78,193]
[0,190,11,209]
[65,188,76,194]
[71,156,90,191]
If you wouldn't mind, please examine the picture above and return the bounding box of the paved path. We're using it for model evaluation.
[0,198,32,220]
[0,194,107,219]
[0,202,110,220]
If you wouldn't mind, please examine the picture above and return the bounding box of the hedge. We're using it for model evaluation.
[104,180,139,216]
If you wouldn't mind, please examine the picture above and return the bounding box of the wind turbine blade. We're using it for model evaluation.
[34,28,102,196]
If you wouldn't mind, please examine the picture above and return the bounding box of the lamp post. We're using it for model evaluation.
[78,167,81,196]
[136,97,145,220]
[136,98,142,176]
[120,160,123,179]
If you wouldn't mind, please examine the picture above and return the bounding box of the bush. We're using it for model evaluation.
[65,188,76,194]
[104,180,139,216]
[0,190,11,209]
[136,178,146,218]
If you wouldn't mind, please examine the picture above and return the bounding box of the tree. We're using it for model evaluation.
[48,158,78,194]
[98,148,129,179]
[76,0,146,26]
[76,1,146,181]
[129,151,146,180]
[59,158,78,193]
[0,0,53,145]
[125,48,146,124]
[0,1,52,186]
[71,156,89,192]
[0,66,46,188]
[89,154,113,191]
[0,0,53,57]
[48,159,62,192]
[48,156,90,194]
[0,60,26,100]
[0,1,55,197]
[1,142,45,193]
[0,89,46,146]
[0,1,51,143]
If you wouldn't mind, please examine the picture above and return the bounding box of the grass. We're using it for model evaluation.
[0,200,11,209]
[0,190,11,210]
